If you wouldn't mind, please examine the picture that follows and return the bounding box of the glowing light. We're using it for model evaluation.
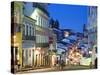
[35,50,40,54]
[13,35,16,39]
[37,47,41,50]
[68,48,82,65]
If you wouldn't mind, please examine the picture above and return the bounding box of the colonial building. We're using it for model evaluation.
[11,1,23,73]
[87,6,97,49]
[48,28,57,66]
[22,15,36,68]
[49,18,62,42]
[87,6,97,66]
[23,2,52,67]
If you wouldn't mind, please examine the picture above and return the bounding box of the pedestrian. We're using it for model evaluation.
[61,59,64,70]
[59,60,62,70]
[94,57,97,68]
[58,60,61,70]
[56,59,59,70]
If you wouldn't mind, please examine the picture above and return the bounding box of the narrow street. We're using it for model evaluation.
[17,65,92,74]
[17,67,56,74]
[10,2,97,74]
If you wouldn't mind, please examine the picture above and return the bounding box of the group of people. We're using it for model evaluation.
[54,58,65,70]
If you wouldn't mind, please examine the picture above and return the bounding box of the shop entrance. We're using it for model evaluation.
[11,46,18,73]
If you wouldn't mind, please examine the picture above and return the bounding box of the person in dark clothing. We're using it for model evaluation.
[94,57,97,68]
[94,47,97,68]
[61,60,64,70]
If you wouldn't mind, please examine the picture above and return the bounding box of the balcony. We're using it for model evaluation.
[36,43,49,47]
[22,35,35,40]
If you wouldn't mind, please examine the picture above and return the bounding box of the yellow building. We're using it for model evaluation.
[11,1,23,73]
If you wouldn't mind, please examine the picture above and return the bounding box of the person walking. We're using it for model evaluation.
[61,59,64,70]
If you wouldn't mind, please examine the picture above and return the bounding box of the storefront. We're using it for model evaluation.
[33,47,50,67]
[22,41,35,68]
[11,45,20,72]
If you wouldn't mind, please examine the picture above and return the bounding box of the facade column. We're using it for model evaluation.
[39,54,40,66]
[32,50,34,67]
[43,55,44,66]
[36,54,37,67]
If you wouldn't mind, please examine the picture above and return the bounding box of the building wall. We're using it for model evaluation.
[11,1,23,72]
[22,16,36,40]
[23,3,51,67]
[87,6,97,49]
[30,7,49,47]
[23,3,49,47]
[87,6,97,65]
[22,15,36,67]
[48,28,57,50]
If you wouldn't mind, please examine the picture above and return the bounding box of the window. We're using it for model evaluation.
[43,18,45,27]
[44,19,46,28]
[26,50,28,64]
[42,36,44,43]
[41,18,43,27]
[38,17,40,26]
[31,27,33,36]
[36,35,39,43]
[25,23,26,35]
[39,36,41,43]
[41,36,43,43]
[44,20,46,28]
[43,36,45,43]
[42,18,44,27]
[26,25,28,36]
[36,16,38,25]
[33,28,34,36]
[39,35,41,43]
[40,17,41,27]
[44,36,45,43]
[23,24,25,35]
[30,26,31,36]
[46,21,48,28]
[29,49,31,57]
[28,24,30,36]
[37,16,38,25]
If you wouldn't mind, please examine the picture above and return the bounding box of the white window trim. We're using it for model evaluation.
[25,23,27,36]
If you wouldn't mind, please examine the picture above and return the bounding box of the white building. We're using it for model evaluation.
[23,2,51,67]
[22,15,36,67]
[87,6,97,65]
[24,3,49,47]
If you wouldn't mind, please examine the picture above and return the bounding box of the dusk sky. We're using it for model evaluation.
[48,3,89,33]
